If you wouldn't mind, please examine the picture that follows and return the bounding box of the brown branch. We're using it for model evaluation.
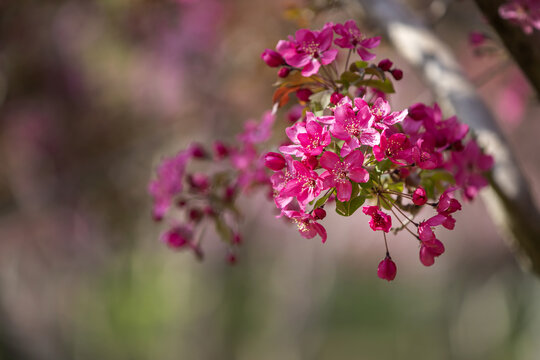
[355,0,540,275]
[474,0,540,96]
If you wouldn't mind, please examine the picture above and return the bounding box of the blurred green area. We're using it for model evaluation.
[0,0,539,359]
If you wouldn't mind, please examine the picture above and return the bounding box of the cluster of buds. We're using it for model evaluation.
[150,20,493,281]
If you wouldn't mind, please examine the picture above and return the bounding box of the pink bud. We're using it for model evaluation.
[203,206,216,217]
[391,69,403,80]
[261,49,285,67]
[412,187,427,206]
[469,31,486,46]
[190,143,206,158]
[264,152,286,171]
[378,58,393,71]
[188,173,210,191]
[278,67,290,78]
[161,227,192,249]
[296,88,313,102]
[224,185,237,202]
[189,208,203,223]
[313,208,326,220]
[377,256,397,281]
[213,141,229,159]
[330,92,345,105]
[227,252,237,265]
[233,233,242,245]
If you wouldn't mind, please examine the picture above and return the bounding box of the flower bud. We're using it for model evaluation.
[278,67,290,78]
[190,143,206,158]
[261,49,285,67]
[264,152,286,171]
[412,187,427,206]
[391,68,403,80]
[377,256,397,281]
[378,58,393,71]
[188,173,210,191]
[313,208,326,220]
[296,88,313,102]
[330,92,344,105]
[213,141,229,159]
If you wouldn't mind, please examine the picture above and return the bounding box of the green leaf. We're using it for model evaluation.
[356,78,395,93]
[386,181,404,193]
[364,66,386,80]
[312,189,333,210]
[335,194,366,216]
[375,159,393,173]
[349,61,369,72]
[214,217,232,243]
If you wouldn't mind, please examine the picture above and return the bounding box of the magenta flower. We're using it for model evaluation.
[377,256,397,281]
[320,150,369,202]
[333,20,381,60]
[499,0,540,34]
[148,148,193,220]
[280,161,323,208]
[280,113,331,158]
[373,133,415,165]
[419,239,445,266]
[413,135,443,170]
[412,187,427,206]
[277,26,338,77]
[449,140,494,200]
[362,206,392,233]
[356,98,408,130]
[284,210,328,243]
[437,189,462,216]
[332,101,380,157]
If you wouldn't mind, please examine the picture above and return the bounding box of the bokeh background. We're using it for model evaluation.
[1,0,540,359]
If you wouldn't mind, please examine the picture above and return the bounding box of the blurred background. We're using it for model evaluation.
[1,0,540,359]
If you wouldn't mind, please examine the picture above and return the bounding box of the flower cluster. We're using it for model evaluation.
[150,20,493,281]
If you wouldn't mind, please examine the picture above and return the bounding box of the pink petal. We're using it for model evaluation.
[336,181,352,202]
[320,151,340,170]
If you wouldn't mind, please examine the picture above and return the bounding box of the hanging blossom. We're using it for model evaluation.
[150,20,493,282]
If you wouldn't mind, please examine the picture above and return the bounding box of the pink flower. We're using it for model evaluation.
[284,210,328,243]
[333,20,381,60]
[332,101,380,156]
[412,187,427,205]
[320,150,369,202]
[499,0,540,34]
[362,206,392,233]
[280,161,323,208]
[355,98,408,130]
[280,113,331,158]
[413,135,443,170]
[148,149,193,220]
[373,133,415,165]
[449,140,494,200]
[469,31,487,46]
[437,189,462,216]
[377,256,397,281]
[277,26,338,77]
[238,111,276,145]
[261,49,285,67]
[419,239,445,266]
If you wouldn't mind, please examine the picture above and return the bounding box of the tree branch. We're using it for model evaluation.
[355,0,540,274]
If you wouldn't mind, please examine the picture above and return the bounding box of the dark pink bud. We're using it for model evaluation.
[278,67,290,78]
[233,233,242,245]
[296,88,313,102]
[227,252,237,265]
[397,168,410,179]
[161,227,192,249]
[264,152,286,171]
[377,256,397,281]
[224,185,237,202]
[330,92,345,105]
[190,143,206,158]
[408,103,428,121]
[177,199,187,207]
[378,58,393,71]
[412,187,427,206]
[261,49,285,67]
[391,69,403,80]
[356,86,367,98]
[313,208,326,220]
[469,31,486,46]
[213,141,229,159]
[189,208,203,223]
[188,173,210,191]
[203,206,216,217]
